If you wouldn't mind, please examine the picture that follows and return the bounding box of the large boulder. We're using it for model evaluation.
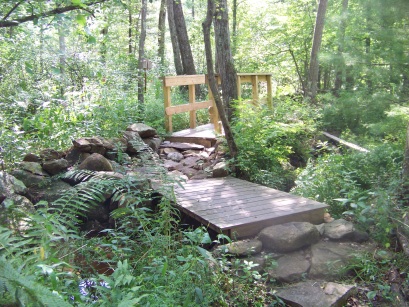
[42,158,69,175]
[0,172,27,202]
[27,179,73,204]
[11,169,48,188]
[268,251,311,283]
[258,222,320,253]
[78,153,113,172]
[39,148,64,161]
[323,219,369,243]
[72,137,107,155]
[308,241,374,279]
[0,195,35,230]
[126,123,157,138]
[276,281,356,307]
[212,162,229,178]
[123,131,146,153]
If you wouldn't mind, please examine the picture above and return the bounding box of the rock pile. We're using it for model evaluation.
[215,220,373,306]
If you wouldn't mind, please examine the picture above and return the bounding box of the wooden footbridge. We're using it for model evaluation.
[174,177,328,239]
[164,73,328,239]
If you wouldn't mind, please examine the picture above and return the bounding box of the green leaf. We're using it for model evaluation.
[87,35,97,44]
[76,14,87,27]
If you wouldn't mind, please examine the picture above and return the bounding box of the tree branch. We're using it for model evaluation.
[2,1,25,21]
[0,0,108,28]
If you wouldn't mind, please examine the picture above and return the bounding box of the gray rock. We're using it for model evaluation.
[176,166,200,179]
[183,156,202,169]
[20,161,49,177]
[126,123,157,138]
[11,169,48,188]
[42,158,69,175]
[324,219,369,242]
[160,142,205,151]
[0,195,35,230]
[268,251,310,283]
[216,239,263,256]
[39,148,64,161]
[78,153,113,172]
[161,147,179,155]
[309,241,368,279]
[143,137,162,153]
[74,137,107,155]
[123,131,146,153]
[23,153,41,163]
[259,222,320,253]
[0,172,27,202]
[212,162,229,178]
[65,147,87,166]
[28,179,73,204]
[167,152,184,162]
[276,281,356,307]
[163,159,180,171]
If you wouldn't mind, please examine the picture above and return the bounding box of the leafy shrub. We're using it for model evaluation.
[292,143,402,245]
[231,98,317,190]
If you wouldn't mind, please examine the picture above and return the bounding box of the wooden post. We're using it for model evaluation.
[188,84,196,129]
[206,75,221,133]
[237,74,242,102]
[164,82,172,132]
[251,75,259,103]
[266,74,272,109]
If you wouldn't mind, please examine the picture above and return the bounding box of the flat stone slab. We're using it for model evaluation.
[276,281,356,307]
[161,142,205,151]
[268,251,310,283]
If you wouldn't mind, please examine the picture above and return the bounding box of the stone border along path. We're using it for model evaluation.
[213,220,381,307]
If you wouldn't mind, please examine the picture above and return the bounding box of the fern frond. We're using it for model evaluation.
[0,257,71,306]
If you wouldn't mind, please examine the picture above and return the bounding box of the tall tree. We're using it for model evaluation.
[306,0,328,101]
[334,0,349,93]
[158,0,167,70]
[203,0,238,159]
[214,0,238,121]
[167,0,183,75]
[137,0,147,105]
[172,0,197,76]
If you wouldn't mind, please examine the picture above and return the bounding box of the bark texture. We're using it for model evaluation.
[137,0,147,105]
[158,0,166,69]
[306,0,328,101]
[203,0,238,159]
[214,0,238,121]
[173,0,197,76]
[167,0,183,75]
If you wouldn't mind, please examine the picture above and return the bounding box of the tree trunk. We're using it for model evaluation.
[214,0,238,122]
[172,0,197,76]
[203,0,238,160]
[401,123,409,204]
[137,0,147,106]
[58,18,66,97]
[158,0,166,70]
[232,0,238,56]
[306,0,328,101]
[334,0,349,93]
[128,3,133,55]
[167,0,183,75]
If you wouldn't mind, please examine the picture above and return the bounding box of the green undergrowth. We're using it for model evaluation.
[231,96,318,191]
[0,169,285,306]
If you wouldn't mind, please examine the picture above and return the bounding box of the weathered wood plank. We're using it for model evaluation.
[163,75,206,86]
[322,132,370,153]
[174,177,328,239]
[165,100,213,115]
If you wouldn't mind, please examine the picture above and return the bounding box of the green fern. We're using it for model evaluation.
[0,257,71,306]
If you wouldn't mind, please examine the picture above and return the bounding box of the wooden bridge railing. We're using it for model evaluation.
[163,73,273,133]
